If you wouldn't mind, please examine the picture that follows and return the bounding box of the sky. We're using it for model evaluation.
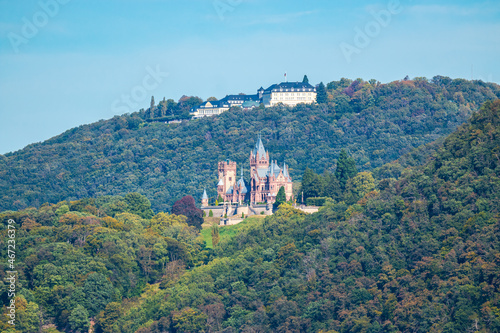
[0,0,499,154]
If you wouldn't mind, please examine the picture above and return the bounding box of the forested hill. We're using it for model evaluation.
[116,99,500,332]
[2,99,498,332]
[1,77,499,212]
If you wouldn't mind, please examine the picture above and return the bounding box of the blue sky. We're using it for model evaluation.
[0,0,499,154]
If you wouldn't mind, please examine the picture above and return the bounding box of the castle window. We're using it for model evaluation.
[229,177,232,181]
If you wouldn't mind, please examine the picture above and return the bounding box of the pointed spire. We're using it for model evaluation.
[253,135,266,159]
[202,188,208,200]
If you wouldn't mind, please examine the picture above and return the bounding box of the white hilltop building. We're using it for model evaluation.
[191,81,317,118]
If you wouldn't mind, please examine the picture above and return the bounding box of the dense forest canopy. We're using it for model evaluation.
[1,99,499,332]
[0,77,499,213]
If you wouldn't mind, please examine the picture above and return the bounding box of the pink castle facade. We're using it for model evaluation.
[216,137,293,204]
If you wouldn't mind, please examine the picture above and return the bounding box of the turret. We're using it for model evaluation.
[201,189,209,207]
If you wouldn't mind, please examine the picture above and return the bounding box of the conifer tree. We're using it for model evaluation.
[274,186,287,208]
[316,82,328,104]
[301,168,323,201]
[150,96,155,118]
[335,149,358,190]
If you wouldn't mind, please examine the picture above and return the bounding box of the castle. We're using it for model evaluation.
[204,136,293,206]
[191,81,317,118]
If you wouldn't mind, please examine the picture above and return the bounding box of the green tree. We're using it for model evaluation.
[83,273,114,317]
[68,305,90,333]
[55,204,69,216]
[15,296,40,333]
[322,170,341,200]
[150,96,155,118]
[217,194,223,204]
[316,82,328,104]
[209,209,213,217]
[124,193,154,219]
[96,302,121,333]
[149,212,187,234]
[335,149,357,190]
[301,168,324,201]
[172,308,208,333]
[333,94,353,116]
[274,186,287,208]
[344,171,375,204]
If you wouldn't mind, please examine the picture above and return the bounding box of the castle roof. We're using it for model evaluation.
[217,178,224,186]
[236,167,249,193]
[269,161,282,178]
[283,163,291,181]
[253,136,267,158]
[202,189,208,200]
[237,178,249,194]
[255,161,287,179]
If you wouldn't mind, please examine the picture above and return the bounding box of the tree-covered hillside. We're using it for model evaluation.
[111,99,500,332]
[1,77,498,212]
[1,100,500,332]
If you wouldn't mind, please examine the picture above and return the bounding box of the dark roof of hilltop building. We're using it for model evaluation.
[192,81,316,112]
[196,100,230,109]
[220,94,260,102]
[264,82,316,92]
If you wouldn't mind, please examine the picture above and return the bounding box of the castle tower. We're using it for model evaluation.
[201,189,209,207]
[235,166,249,204]
[210,135,293,207]
[217,160,237,203]
[249,135,269,175]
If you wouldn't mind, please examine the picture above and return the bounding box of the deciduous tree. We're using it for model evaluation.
[172,196,204,229]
